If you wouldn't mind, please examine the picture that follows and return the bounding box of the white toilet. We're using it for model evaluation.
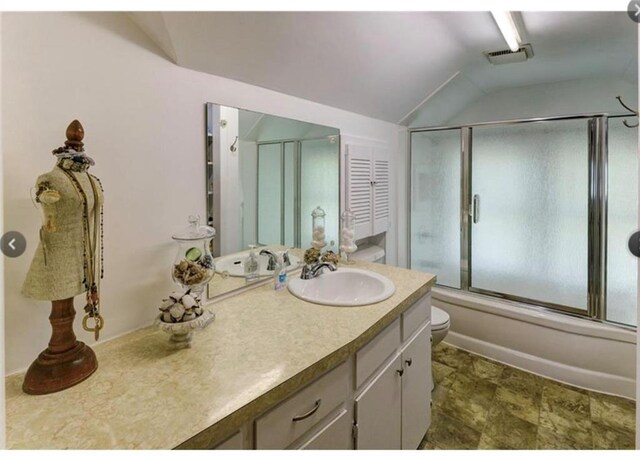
[430,306,450,391]
[431,306,450,346]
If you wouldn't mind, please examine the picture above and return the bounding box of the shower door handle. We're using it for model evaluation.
[471,194,480,224]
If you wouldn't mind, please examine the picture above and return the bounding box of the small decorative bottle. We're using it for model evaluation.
[311,206,327,250]
[340,209,357,264]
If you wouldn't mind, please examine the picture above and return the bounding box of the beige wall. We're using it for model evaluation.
[1,12,398,374]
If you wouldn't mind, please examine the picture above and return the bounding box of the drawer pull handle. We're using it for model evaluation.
[396,368,404,377]
[292,399,322,422]
[405,358,413,367]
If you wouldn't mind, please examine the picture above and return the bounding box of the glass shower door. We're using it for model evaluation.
[410,129,461,288]
[606,119,639,326]
[257,143,283,245]
[300,137,340,248]
[470,120,590,312]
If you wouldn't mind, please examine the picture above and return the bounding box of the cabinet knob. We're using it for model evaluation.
[396,368,404,377]
[405,358,413,367]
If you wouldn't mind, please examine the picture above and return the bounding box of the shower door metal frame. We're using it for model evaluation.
[408,112,634,322]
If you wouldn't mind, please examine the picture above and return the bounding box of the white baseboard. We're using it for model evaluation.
[444,331,636,400]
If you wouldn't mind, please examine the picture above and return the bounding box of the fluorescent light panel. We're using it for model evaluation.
[491,11,521,52]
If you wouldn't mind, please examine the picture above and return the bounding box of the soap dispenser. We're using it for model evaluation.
[244,244,259,283]
[274,252,288,291]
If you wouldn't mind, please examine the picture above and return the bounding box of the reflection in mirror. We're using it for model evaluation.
[206,103,340,299]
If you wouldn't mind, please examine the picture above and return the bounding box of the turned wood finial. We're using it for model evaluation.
[64,120,84,151]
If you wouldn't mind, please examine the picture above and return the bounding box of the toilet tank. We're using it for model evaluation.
[351,245,385,263]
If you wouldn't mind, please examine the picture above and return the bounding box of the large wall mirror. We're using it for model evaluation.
[205,103,340,299]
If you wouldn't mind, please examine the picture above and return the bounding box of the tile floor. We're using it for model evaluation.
[420,343,636,450]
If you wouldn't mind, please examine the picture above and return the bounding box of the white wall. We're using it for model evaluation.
[2,12,398,374]
[218,106,241,255]
[239,139,257,250]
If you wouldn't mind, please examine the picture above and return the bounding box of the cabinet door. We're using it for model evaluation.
[372,147,390,236]
[294,408,352,450]
[401,323,432,450]
[354,353,402,449]
[346,144,373,240]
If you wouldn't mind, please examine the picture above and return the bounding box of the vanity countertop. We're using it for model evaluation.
[5,260,436,449]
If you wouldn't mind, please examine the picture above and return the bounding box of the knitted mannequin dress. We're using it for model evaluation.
[22,166,103,301]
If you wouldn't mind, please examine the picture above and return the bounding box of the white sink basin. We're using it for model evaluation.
[215,253,300,278]
[288,268,395,307]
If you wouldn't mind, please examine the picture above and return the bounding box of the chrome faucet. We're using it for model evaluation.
[260,249,278,271]
[300,262,337,280]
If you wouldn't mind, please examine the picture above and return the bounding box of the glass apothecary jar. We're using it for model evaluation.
[171,215,216,296]
[311,206,327,250]
[340,209,357,263]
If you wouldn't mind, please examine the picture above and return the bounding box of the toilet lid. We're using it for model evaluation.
[432,306,450,329]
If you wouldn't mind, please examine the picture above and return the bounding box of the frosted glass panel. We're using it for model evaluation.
[471,120,588,309]
[283,142,296,247]
[410,130,461,287]
[257,143,282,245]
[607,120,638,326]
[300,138,339,249]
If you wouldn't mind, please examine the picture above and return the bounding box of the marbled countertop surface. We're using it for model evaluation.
[6,260,435,449]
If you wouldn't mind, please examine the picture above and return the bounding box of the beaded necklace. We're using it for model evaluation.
[59,166,104,340]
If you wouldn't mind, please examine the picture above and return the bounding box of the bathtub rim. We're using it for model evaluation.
[433,286,635,345]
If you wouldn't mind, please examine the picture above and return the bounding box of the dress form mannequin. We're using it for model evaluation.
[21,120,103,395]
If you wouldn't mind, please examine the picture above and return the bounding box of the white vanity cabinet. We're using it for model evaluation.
[353,293,432,450]
[206,292,432,451]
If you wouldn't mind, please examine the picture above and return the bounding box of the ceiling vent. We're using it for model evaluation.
[484,44,534,65]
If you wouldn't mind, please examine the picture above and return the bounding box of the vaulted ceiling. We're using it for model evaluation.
[129,11,637,125]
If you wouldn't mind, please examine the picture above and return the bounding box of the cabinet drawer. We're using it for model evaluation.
[356,318,401,388]
[402,292,431,341]
[255,362,349,449]
[211,430,243,450]
[294,408,351,450]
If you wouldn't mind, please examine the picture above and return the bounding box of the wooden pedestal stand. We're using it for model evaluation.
[22,120,98,395]
[22,298,97,395]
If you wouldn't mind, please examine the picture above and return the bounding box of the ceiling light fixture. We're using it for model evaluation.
[491,11,521,52]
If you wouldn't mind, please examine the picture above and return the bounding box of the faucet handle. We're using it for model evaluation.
[282,250,291,267]
[300,264,312,280]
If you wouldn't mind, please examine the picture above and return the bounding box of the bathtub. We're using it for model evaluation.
[433,287,636,399]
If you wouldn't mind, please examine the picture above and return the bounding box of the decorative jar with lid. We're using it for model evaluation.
[171,215,216,297]
[311,206,327,250]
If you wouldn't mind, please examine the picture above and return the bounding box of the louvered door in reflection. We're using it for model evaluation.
[347,144,373,239]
